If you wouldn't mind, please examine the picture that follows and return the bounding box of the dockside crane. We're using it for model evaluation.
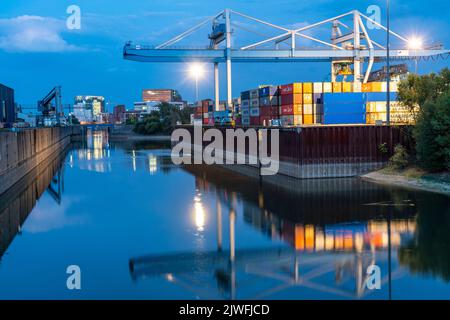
[123,9,450,111]
[37,86,63,126]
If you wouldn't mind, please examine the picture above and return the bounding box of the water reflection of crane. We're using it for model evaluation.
[46,165,64,204]
[128,163,420,299]
[129,193,405,299]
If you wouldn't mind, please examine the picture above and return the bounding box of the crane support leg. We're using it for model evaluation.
[214,62,220,111]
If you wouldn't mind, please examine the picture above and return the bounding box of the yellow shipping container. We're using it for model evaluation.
[342,82,353,92]
[332,82,342,93]
[303,82,313,94]
[303,104,313,114]
[291,82,303,94]
[305,225,315,250]
[323,82,333,93]
[292,83,303,94]
[313,82,323,93]
[303,93,313,104]
[303,114,314,124]
[363,82,387,92]
[372,82,386,92]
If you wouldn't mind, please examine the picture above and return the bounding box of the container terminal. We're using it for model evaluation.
[123,9,449,127]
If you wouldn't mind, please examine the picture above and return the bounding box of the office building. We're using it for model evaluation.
[0,83,16,127]
[142,89,182,103]
[74,96,105,123]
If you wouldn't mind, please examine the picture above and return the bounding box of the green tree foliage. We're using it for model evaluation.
[397,68,450,171]
[415,92,450,171]
[398,193,450,282]
[134,102,194,135]
[388,144,409,170]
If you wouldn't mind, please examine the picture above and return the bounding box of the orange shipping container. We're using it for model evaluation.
[294,225,305,250]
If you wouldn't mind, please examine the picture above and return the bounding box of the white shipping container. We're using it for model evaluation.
[303,104,313,114]
[313,82,323,93]
[323,82,332,93]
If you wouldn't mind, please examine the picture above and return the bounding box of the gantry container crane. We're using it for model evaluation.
[123,9,450,111]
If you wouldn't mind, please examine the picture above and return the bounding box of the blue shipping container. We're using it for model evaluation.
[323,113,366,125]
[323,92,365,104]
[259,86,278,97]
[241,91,250,100]
[365,92,398,102]
[324,102,366,115]
[323,92,365,124]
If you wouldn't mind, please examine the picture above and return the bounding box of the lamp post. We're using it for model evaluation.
[189,63,205,103]
[386,0,391,125]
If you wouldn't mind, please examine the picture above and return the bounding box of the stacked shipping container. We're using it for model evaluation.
[279,83,303,126]
[259,86,279,126]
[241,91,250,125]
[237,81,411,127]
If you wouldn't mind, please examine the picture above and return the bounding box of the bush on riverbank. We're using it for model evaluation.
[388,144,409,170]
[397,68,450,172]
[133,102,194,135]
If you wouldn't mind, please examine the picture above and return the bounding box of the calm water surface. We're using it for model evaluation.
[0,131,449,299]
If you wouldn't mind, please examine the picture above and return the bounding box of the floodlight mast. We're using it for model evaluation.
[123,9,450,113]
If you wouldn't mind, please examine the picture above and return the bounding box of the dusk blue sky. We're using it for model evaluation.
[1,0,449,111]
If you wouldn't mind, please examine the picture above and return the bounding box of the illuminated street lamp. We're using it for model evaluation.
[408,36,423,74]
[408,36,423,50]
[189,63,205,102]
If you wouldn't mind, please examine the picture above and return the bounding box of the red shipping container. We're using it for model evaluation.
[260,106,279,117]
[259,106,271,117]
[250,116,260,126]
[281,105,294,115]
[280,83,302,95]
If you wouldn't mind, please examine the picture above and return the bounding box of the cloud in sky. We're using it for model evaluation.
[0,15,81,53]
